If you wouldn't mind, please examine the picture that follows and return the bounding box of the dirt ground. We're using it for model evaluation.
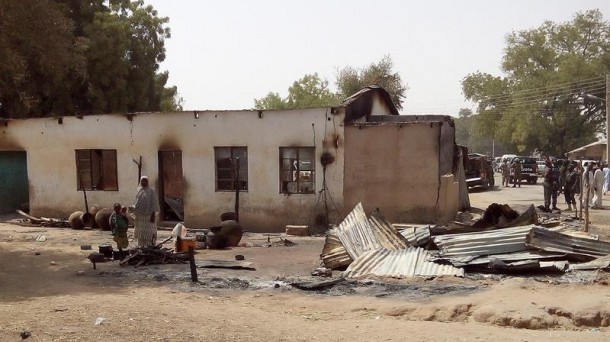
[1,175,610,341]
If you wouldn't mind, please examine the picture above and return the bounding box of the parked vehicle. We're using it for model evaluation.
[509,156,538,184]
[465,153,495,189]
[501,154,517,164]
[493,157,501,172]
[536,160,546,177]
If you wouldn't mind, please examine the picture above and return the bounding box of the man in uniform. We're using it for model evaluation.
[500,160,510,187]
[511,158,522,188]
[564,164,578,211]
[551,160,560,210]
[542,159,554,212]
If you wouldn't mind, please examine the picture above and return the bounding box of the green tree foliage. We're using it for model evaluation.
[0,0,85,118]
[454,108,511,156]
[336,55,407,110]
[254,73,338,110]
[462,10,609,156]
[0,0,181,118]
[455,108,473,146]
[255,56,407,110]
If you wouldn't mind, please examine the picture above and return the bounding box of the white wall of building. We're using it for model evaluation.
[0,108,345,232]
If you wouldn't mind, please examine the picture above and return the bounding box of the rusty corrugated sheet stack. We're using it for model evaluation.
[321,202,610,279]
[322,203,464,278]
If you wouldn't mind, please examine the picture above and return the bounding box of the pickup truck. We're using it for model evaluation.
[465,153,494,189]
[509,156,538,184]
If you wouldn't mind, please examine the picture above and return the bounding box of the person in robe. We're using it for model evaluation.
[131,176,160,246]
[592,163,604,209]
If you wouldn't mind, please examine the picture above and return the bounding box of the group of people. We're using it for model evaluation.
[499,158,522,188]
[109,176,160,251]
[540,158,609,212]
[583,161,609,209]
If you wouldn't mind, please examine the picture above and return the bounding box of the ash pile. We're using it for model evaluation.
[320,203,610,279]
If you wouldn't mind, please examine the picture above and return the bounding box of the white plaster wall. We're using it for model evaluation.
[0,109,345,232]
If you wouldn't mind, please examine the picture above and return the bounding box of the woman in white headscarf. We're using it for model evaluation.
[131,176,160,246]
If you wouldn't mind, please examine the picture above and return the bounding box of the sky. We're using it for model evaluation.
[146,0,610,116]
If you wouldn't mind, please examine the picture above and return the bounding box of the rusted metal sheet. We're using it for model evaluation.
[330,203,409,259]
[320,234,353,270]
[526,227,610,259]
[433,225,540,258]
[343,247,464,278]
[435,250,566,267]
[394,224,431,247]
[569,255,610,271]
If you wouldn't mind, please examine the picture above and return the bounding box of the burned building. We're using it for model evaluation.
[0,86,463,232]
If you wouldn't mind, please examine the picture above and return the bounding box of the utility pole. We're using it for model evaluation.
[606,74,609,164]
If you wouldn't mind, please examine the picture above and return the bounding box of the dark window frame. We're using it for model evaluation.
[214,146,248,192]
[279,147,316,194]
[75,149,118,191]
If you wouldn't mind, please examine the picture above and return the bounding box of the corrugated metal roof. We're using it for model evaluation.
[344,248,464,278]
[433,225,540,258]
[526,227,610,259]
[569,255,610,271]
[434,250,566,267]
[394,224,431,247]
[330,203,409,259]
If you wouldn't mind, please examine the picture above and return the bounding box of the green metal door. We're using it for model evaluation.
[0,151,28,213]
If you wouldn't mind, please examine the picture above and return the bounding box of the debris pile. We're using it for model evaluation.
[16,210,70,228]
[322,203,463,278]
[119,245,189,267]
[321,202,610,279]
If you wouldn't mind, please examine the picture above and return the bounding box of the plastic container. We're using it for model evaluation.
[176,237,197,252]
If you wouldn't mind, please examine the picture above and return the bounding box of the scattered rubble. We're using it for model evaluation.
[119,246,189,267]
[16,210,70,228]
[320,202,610,280]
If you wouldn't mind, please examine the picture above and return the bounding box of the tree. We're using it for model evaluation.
[0,0,85,118]
[462,10,609,156]
[0,0,181,118]
[254,73,338,110]
[336,55,407,110]
[455,108,473,146]
[255,56,407,110]
[62,0,182,114]
[454,108,498,155]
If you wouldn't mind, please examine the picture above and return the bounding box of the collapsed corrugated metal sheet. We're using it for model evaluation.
[344,247,464,278]
[433,225,540,258]
[330,203,409,259]
[526,227,610,259]
[320,234,353,270]
[569,255,610,271]
[394,224,432,247]
[539,261,569,272]
[436,250,566,267]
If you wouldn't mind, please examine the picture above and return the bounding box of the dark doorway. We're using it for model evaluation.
[158,150,184,222]
[0,151,29,213]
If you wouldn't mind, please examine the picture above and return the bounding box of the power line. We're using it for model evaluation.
[402,76,607,115]
[483,85,607,109]
[472,80,606,105]
[403,78,606,113]
[473,75,605,101]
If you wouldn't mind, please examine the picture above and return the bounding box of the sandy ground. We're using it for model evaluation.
[1,174,610,341]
